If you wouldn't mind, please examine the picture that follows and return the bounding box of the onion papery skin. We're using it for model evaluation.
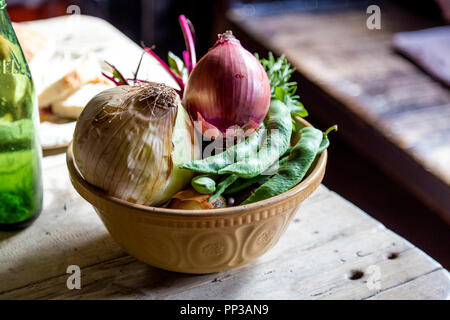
[183,31,270,139]
[73,84,196,206]
[169,189,226,209]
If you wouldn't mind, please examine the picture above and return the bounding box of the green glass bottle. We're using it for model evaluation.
[0,0,43,229]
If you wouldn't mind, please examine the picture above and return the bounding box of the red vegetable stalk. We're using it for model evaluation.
[178,14,196,74]
[141,43,185,91]
[141,14,197,92]
[103,14,197,96]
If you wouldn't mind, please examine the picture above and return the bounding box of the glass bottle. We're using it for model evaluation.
[0,0,43,229]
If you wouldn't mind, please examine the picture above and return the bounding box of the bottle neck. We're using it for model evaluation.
[0,1,5,10]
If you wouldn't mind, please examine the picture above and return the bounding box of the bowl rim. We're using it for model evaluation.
[66,117,327,218]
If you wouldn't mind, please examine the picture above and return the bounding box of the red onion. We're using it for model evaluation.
[183,31,270,139]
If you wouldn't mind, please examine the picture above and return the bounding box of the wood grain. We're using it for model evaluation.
[0,153,448,299]
[0,155,126,294]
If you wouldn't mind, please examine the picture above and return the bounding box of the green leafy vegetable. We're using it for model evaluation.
[256,52,308,130]
[218,100,292,178]
[168,51,189,84]
[209,174,238,202]
[104,61,129,85]
[241,126,322,205]
[191,175,216,194]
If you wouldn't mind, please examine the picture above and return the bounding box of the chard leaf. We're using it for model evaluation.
[257,52,308,123]
[168,51,188,84]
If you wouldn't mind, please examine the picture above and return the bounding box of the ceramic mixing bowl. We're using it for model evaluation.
[66,118,327,274]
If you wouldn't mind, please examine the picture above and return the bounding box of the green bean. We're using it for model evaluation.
[224,156,290,194]
[317,135,329,154]
[180,123,266,174]
[241,127,323,205]
[317,125,337,154]
[223,125,335,196]
[282,146,293,157]
[191,175,216,194]
[218,100,292,178]
[209,174,239,202]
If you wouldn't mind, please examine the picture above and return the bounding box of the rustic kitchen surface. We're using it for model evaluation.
[0,152,449,299]
[0,15,449,300]
[225,2,450,222]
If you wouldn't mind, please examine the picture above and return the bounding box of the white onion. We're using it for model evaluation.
[73,83,196,206]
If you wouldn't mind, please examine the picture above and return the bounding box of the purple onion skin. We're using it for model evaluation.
[183,32,270,138]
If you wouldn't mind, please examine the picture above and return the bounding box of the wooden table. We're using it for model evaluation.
[225,1,450,222]
[0,153,449,299]
[0,14,448,300]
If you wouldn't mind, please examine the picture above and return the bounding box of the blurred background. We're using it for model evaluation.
[5,0,450,267]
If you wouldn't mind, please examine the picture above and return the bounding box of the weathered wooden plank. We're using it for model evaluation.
[0,155,126,294]
[367,269,450,300]
[1,207,446,299]
[169,232,437,300]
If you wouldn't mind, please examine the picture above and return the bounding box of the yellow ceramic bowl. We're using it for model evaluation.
[66,118,327,274]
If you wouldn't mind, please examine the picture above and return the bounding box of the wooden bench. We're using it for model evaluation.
[225,2,450,222]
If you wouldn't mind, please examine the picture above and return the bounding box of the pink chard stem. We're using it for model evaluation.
[182,50,191,73]
[178,14,196,73]
[142,43,185,91]
[102,72,124,86]
[104,61,129,85]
